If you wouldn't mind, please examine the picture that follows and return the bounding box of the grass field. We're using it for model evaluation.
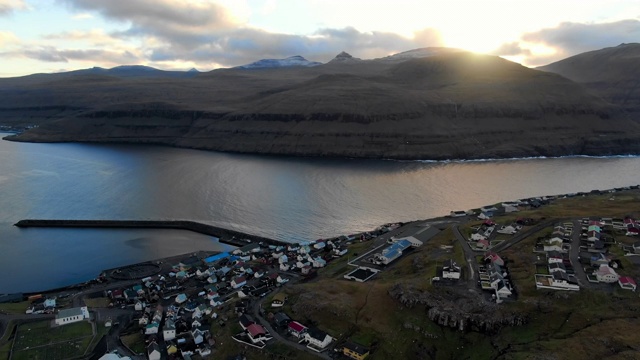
[83,297,111,308]
[120,332,145,355]
[11,320,93,360]
[0,302,29,315]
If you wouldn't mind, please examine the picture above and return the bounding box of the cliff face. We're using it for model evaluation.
[3,50,640,160]
[388,284,528,332]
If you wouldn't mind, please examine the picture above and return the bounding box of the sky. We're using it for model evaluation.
[1,0,640,77]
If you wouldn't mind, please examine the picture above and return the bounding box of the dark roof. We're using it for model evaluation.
[239,314,255,327]
[147,342,161,354]
[344,341,369,355]
[274,312,290,324]
[240,243,260,252]
[307,327,328,341]
[181,255,200,265]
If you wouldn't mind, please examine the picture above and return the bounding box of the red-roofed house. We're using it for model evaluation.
[484,252,504,266]
[618,276,637,291]
[595,265,619,283]
[477,239,490,250]
[247,324,272,343]
[231,276,246,289]
[288,321,307,338]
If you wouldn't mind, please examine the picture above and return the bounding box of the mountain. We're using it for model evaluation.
[3,49,640,160]
[236,55,322,69]
[538,43,640,111]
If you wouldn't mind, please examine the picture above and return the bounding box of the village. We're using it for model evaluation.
[1,186,639,360]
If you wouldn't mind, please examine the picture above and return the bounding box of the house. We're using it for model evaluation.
[595,265,619,283]
[497,225,517,235]
[305,327,333,351]
[145,322,159,335]
[547,251,564,264]
[312,257,327,268]
[164,319,176,341]
[98,352,132,360]
[231,276,247,289]
[175,293,188,304]
[477,239,490,250]
[246,323,272,343]
[442,259,461,280]
[484,252,504,266]
[393,236,423,248]
[618,277,637,291]
[271,293,287,307]
[273,312,291,327]
[633,241,640,254]
[192,328,205,345]
[147,342,162,360]
[55,306,89,326]
[288,321,307,338]
[301,265,312,275]
[587,231,601,242]
[548,262,566,274]
[471,233,487,242]
[111,289,124,300]
[239,314,255,330]
[204,252,230,265]
[543,244,564,253]
[238,243,261,255]
[343,341,370,360]
[44,298,56,308]
[590,253,610,267]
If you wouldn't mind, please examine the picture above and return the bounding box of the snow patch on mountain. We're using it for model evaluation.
[237,55,322,69]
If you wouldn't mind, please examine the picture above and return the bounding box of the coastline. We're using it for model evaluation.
[8,182,639,297]
[5,133,640,162]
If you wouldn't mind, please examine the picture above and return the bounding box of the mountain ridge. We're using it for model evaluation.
[3,47,640,160]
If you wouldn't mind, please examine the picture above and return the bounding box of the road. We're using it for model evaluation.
[452,224,478,283]
[250,292,332,359]
[568,219,591,288]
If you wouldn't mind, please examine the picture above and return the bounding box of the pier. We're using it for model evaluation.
[14,219,289,248]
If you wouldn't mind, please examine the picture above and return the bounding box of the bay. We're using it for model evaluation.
[1,134,639,292]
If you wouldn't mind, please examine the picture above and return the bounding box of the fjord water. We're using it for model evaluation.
[1,135,640,292]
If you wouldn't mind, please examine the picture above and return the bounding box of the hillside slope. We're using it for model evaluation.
[539,43,640,112]
[3,49,640,160]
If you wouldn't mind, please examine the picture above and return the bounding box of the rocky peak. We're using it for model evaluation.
[330,51,361,63]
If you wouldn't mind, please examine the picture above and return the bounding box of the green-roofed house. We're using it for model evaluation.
[55,306,89,326]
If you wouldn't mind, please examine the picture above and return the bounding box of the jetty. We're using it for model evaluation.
[14,219,289,248]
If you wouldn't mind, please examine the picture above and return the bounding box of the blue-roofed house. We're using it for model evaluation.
[204,252,230,265]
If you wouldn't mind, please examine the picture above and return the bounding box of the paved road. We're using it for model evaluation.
[452,224,478,282]
[569,219,591,288]
[250,291,331,359]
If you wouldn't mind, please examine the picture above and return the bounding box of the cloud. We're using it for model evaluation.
[0,0,26,15]
[150,26,443,67]
[58,0,443,68]
[493,19,640,66]
[0,31,18,46]
[523,19,640,55]
[8,46,139,64]
[71,12,93,20]
[490,42,531,56]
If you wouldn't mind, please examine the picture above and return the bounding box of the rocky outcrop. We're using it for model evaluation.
[388,284,528,332]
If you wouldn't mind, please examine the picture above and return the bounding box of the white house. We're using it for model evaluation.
[305,328,332,351]
[497,225,518,235]
[442,259,461,280]
[247,324,272,343]
[55,306,89,326]
[147,342,162,360]
[163,319,176,341]
[394,236,423,248]
[145,322,159,335]
[98,352,132,360]
[595,265,619,283]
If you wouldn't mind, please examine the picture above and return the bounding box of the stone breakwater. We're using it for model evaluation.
[14,219,289,248]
